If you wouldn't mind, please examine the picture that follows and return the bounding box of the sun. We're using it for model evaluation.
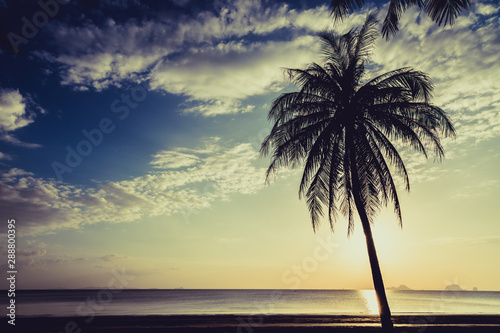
[343,216,404,267]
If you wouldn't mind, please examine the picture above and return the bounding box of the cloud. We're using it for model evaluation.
[35,0,352,116]
[150,151,200,169]
[100,254,128,262]
[0,240,50,270]
[0,139,266,235]
[0,89,33,131]
[475,2,499,16]
[0,133,41,148]
[0,240,46,258]
[451,179,499,199]
[24,254,83,269]
[149,36,318,116]
[0,89,43,147]
[17,241,47,257]
[1,167,33,179]
[0,151,12,160]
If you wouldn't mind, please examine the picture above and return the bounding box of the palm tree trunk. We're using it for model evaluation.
[355,197,394,330]
[350,156,394,330]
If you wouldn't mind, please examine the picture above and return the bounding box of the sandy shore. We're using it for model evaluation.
[8,314,500,332]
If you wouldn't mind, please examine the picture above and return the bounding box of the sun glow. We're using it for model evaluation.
[361,289,379,315]
[342,216,405,268]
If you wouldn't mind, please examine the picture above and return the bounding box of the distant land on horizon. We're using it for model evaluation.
[387,285,413,291]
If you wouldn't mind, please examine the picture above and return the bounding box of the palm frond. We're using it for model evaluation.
[328,136,344,230]
[424,0,472,27]
[353,12,379,63]
[330,0,470,39]
[299,122,337,198]
[382,0,424,38]
[306,158,330,231]
[364,120,410,191]
[366,67,434,102]
[363,123,406,224]
[340,145,355,235]
[330,0,366,23]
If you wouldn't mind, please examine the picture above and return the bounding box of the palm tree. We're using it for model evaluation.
[329,0,472,38]
[260,13,455,329]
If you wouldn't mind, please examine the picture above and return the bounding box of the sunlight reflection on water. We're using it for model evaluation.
[361,290,379,315]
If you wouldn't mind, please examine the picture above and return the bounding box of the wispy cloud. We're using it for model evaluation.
[0,241,71,271]
[0,240,46,258]
[100,254,128,262]
[451,179,499,199]
[0,151,12,160]
[425,236,500,245]
[149,36,318,116]
[150,150,200,169]
[0,139,266,235]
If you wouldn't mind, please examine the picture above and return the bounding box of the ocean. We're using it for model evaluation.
[10,289,500,317]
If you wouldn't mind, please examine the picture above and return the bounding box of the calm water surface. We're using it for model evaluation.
[11,289,500,317]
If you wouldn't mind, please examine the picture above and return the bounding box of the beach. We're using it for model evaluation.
[10,314,500,332]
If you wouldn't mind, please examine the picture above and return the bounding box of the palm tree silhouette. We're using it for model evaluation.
[261,13,455,329]
[329,0,472,38]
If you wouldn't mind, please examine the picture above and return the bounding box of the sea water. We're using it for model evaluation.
[10,289,500,317]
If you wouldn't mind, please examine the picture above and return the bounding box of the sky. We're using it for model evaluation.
[0,0,499,291]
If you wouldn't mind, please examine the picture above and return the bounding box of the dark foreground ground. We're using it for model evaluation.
[5,314,500,332]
